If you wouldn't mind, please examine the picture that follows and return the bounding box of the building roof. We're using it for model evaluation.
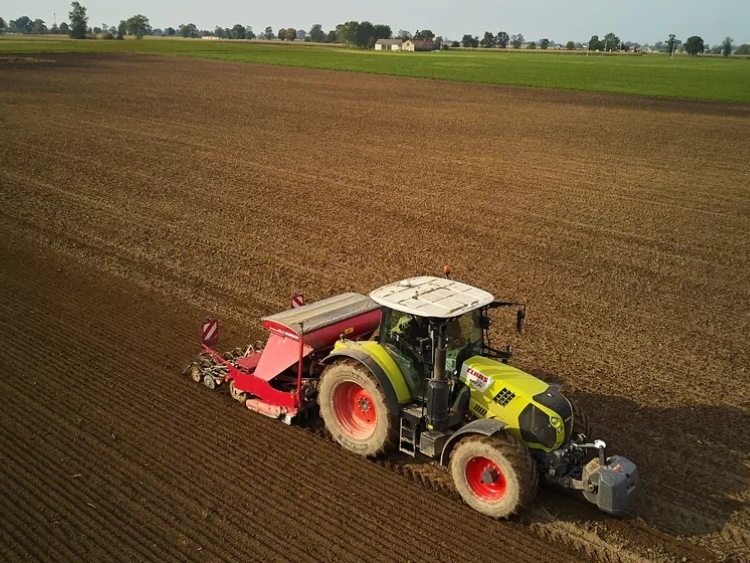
[375,39,403,45]
[369,277,494,319]
[407,39,434,46]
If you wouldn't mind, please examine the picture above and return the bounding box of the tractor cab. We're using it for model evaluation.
[376,302,483,400]
[370,276,523,402]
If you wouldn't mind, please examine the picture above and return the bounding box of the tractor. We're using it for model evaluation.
[187,275,639,518]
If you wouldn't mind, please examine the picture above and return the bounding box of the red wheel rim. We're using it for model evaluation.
[332,381,377,439]
[465,456,506,500]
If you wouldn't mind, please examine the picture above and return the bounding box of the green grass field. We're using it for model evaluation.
[2,35,749,103]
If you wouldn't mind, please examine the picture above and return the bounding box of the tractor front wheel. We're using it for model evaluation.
[450,433,538,518]
[318,360,397,457]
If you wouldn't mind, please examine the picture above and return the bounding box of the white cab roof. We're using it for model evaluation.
[369,276,494,319]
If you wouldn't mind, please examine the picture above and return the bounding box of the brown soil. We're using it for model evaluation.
[1,53,749,562]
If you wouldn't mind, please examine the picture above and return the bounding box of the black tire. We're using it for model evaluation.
[450,433,538,518]
[318,360,398,457]
[570,399,592,441]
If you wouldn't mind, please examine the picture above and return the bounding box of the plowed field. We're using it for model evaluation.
[1,54,749,562]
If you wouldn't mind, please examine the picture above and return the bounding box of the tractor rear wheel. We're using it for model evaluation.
[318,360,398,457]
[450,433,538,518]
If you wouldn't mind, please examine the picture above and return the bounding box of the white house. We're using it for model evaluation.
[375,39,403,51]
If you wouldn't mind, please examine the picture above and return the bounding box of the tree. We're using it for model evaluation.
[566,40,575,50]
[540,38,550,50]
[527,41,537,49]
[0,17,5,34]
[722,36,734,56]
[373,24,391,41]
[214,26,225,38]
[666,34,678,55]
[397,29,412,41]
[480,31,496,48]
[336,21,377,48]
[325,29,338,43]
[354,21,374,47]
[125,15,150,39]
[68,2,88,39]
[414,29,435,40]
[11,16,33,34]
[461,34,478,48]
[309,23,325,42]
[262,26,274,40]
[246,26,255,39]
[588,35,603,51]
[50,23,60,34]
[451,40,460,48]
[231,24,245,39]
[32,19,47,34]
[165,26,175,36]
[277,28,287,41]
[603,32,620,51]
[59,22,69,34]
[511,33,524,49]
[179,23,198,38]
[496,31,509,48]
[434,36,443,50]
[684,36,704,56]
[736,44,750,55]
[116,20,126,38]
[336,22,354,44]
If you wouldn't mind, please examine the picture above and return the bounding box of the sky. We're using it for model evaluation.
[5,1,749,46]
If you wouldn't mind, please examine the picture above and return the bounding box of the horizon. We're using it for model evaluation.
[3,1,748,46]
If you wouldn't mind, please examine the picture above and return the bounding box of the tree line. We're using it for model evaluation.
[1,3,747,56]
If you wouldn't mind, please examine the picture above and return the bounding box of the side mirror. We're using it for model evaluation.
[419,337,433,364]
[516,307,526,333]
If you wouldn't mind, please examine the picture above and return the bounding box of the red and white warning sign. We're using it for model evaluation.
[202,318,219,345]
[291,293,305,309]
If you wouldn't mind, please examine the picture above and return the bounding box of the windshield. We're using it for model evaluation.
[445,311,482,374]
[446,312,482,349]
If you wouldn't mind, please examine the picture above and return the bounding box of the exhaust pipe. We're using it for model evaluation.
[426,323,450,431]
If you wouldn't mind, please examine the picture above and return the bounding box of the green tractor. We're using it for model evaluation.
[319,275,639,517]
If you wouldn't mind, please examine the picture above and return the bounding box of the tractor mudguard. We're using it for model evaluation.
[439,418,507,466]
[323,344,410,415]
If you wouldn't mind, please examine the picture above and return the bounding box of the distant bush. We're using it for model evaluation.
[101,32,115,40]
